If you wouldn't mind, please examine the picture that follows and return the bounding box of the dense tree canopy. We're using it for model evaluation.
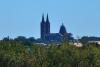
[0,39,100,67]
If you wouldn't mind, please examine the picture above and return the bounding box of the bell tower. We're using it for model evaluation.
[41,14,46,39]
[46,14,50,35]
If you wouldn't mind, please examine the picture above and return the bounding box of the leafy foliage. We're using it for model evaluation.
[0,40,100,67]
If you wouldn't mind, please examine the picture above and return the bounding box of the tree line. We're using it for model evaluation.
[0,38,100,67]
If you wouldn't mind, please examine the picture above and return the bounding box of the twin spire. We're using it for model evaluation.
[42,14,49,23]
[41,14,67,39]
[41,14,50,39]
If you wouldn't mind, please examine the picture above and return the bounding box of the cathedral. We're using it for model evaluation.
[40,14,73,43]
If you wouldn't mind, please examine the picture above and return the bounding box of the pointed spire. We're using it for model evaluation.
[42,14,45,22]
[45,13,50,34]
[46,13,49,22]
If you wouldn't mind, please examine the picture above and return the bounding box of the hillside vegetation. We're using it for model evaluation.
[0,40,100,67]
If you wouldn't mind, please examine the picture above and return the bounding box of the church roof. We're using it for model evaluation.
[59,24,67,35]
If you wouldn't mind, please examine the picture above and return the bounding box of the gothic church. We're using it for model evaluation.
[40,14,72,43]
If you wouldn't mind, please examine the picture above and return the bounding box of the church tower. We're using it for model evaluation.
[45,14,50,35]
[59,23,67,35]
[41,14,46,39]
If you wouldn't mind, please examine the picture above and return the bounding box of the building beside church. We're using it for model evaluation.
[39,14,73,44]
